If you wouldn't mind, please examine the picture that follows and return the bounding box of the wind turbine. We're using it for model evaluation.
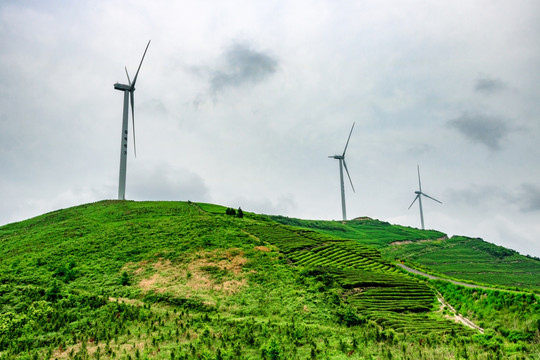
[113,40,151,200]
[408,165,442,230]
[329,122,356,221]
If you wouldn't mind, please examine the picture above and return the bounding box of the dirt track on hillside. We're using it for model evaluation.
[396,263,495,290]
[396,263,527,295]
[396,263,488,333]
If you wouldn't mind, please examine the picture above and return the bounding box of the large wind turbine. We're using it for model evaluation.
[114,40,151,200]
[408,165,442,230]
[329,122,356,221]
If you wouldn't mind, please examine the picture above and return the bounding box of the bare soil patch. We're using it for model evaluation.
[390,236,448,246]
[51,340,146,359]
[254,245,272,252]
[108,297,145,306]
[126,248,249,299]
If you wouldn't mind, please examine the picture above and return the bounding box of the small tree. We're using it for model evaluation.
[237,207,244,218]
[120,271,130,286]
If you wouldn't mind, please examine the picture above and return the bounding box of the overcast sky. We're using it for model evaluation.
[1,0,539,257]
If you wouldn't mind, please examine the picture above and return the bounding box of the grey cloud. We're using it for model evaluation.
[140,99,168,115]
[519,184,540,212]
[406,143,433,156]
[229,195,296,216]
[449,183,540,213]
[447,113,510,150]
[130,163,209,201]
[448,185,514,207]
[210,42,278,94]
[474,76,506,94]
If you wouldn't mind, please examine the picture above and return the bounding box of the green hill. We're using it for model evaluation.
[269,215,540,291]
[0,201,538,359]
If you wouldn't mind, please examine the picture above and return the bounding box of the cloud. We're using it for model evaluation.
[447,185,514,207]
[189,42,278,107]
[446,113,510,150]
[140,99,168,115]
[474,75,507,94]
[229,194,296,216]
[210,42,278,94]
[448,183,540,213]
[405,143,433,156]
[129,163,209,201]
[519,183,540,212]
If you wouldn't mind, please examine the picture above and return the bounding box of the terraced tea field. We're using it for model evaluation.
[384,236,540,290]
[246,223,473,336]
[269,215,540,291]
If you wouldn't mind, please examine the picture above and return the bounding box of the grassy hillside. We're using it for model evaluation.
[269,216,540,291]
[0,201,538,359]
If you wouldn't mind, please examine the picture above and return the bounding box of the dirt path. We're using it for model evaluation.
[396,263,486,333]
[396,263,495,290]
[396,263,531,296]
[435,292,484,333]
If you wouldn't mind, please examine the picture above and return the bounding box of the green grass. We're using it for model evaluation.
[0,201,538,359]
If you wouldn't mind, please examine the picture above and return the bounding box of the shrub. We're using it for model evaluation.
[45,280,61,302]
[261,337,282,359]
[53,261,78,283]
[120,271,130,286]
[337,306,365,327]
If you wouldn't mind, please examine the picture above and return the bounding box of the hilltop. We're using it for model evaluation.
[0,200,538,359]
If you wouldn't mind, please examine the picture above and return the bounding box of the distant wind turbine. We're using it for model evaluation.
[408,165,442,230]
[329,122,356,221]
[114,40,151,200]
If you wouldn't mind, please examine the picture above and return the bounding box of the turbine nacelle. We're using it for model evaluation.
[114,83,131,91]
[329,155,344,159]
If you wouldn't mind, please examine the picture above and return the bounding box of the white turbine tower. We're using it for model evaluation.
[408,165,442,230]
[329,122,356,221]
[114,40,150,200]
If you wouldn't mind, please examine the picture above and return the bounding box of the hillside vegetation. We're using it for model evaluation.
[0,201,538,359]
[269,216,540,291]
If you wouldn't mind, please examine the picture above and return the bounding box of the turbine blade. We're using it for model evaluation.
[342,122,355,156]
[343,159,355,192]
[408,195,419,210]
[125,67,132,86]
[131,40,151,88]
[421,192,442,204]
[417,165,422,192]
[130,91,136,157]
